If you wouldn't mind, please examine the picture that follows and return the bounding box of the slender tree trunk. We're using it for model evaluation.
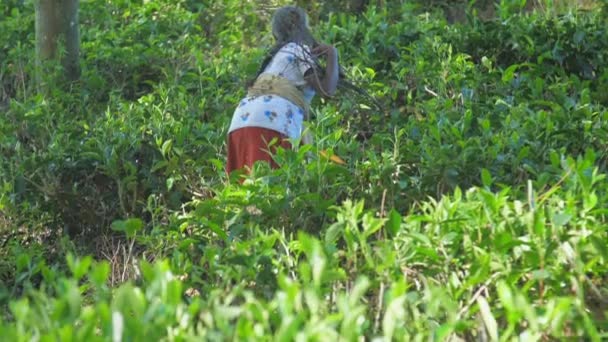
[62,0,80,81]
[35,0,80,83]
[35,0,60,61]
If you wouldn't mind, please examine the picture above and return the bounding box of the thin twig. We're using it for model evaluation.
[122,237,136,283]
[458,285,488,318]
[121,242,128,283]
[457,273,501,318]
[424,85,439,97]
[111,238,120,286]
[537,168,572,205]
[380,189,387,218]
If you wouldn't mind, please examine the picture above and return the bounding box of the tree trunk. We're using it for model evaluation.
[35,0,60,61]
[62,0,80,81]
[35,0,80,83]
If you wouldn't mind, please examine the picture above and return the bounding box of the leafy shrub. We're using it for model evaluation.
[0,0,607,340]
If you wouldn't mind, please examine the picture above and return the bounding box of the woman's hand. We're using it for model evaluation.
[305,43,339,98]
[312,43,337,57]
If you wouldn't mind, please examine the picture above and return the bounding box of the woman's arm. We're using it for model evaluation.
[305,44,339,98]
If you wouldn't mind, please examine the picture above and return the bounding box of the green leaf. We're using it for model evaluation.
[481,56,493,71]
[481,168,492,188]
[441,232,458,245]
[161,139,173,157]
[497,282,515,318]
[207,220,228,240]
[113,283,145,318]
[531,269,550,280]
[325,222,343,245]
[383,296,406,341]
[362,213,385,238]
[349,276,370,306]
[551,213,571,227]
[66,254,92,280]
[494,232,522,253]
[150,160,169,172]
[139,261,155,283]
[502,64,520,83]
[584,192,598,211]
[416,247,440,262]
[9,299,30,322]
[549,150,560,167]
[386,209,402,238]
[76,257,92,280]
[16,253,30,272]
[166,280,183,305]
[166,177,175,190]
[409,232,432,246]
[90,261,110,286]
[275,315,305,341]
[364,67,376,78]
[111,218,144,238]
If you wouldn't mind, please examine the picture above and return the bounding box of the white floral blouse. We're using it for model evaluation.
[228,42,316,139]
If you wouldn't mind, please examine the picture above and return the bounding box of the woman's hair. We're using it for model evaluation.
[271,6,315,47]
[248,6,318,85]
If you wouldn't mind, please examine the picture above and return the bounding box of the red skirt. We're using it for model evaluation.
[226,127,292,175]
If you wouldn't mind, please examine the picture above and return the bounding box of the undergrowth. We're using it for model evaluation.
[0,0,606,340]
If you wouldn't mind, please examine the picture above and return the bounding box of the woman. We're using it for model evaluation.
[226,6,340,176]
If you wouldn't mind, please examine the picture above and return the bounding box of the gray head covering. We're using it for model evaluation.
[271,6,315,46]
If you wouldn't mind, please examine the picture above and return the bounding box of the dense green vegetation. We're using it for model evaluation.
[1,0,607,340]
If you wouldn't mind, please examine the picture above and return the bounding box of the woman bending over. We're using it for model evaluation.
[226,5,340,176]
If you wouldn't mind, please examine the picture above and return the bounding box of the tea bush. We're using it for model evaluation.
[1,0,606,340]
